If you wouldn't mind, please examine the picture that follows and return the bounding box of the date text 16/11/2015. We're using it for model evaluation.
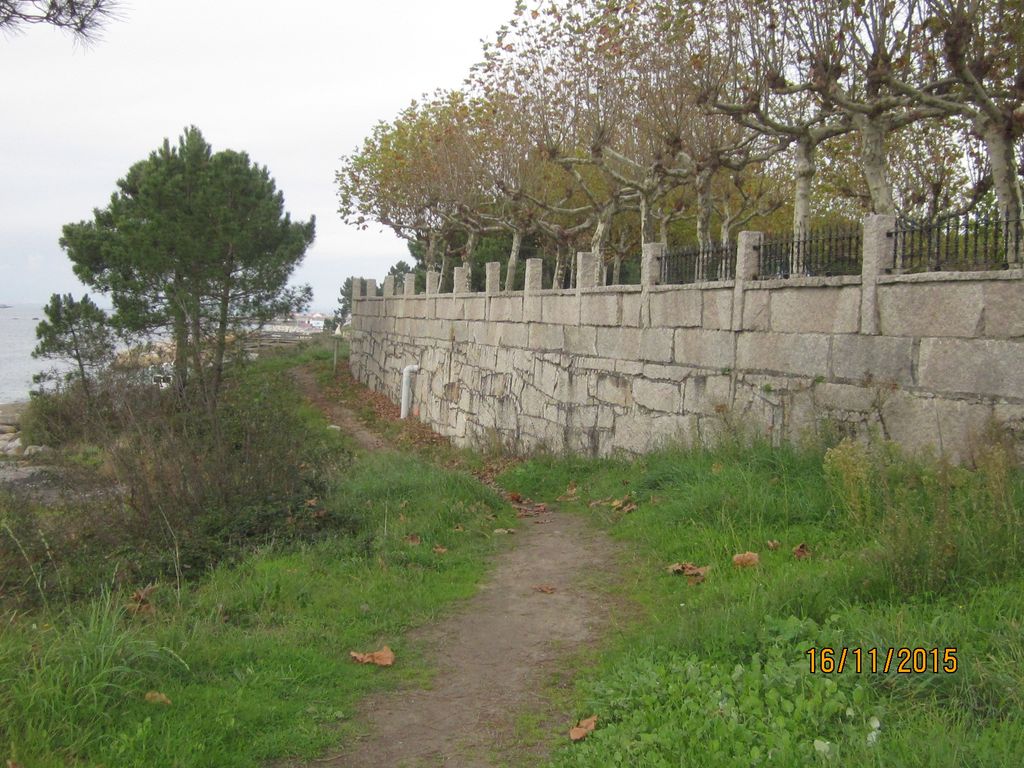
[806,647,958,674]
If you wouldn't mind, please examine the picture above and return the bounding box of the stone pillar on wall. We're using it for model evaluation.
[453,264,470,294]
[485,262,501,295]
[641,243,665,287]
[524,258,543,293]
[733,232,761,330]
[860,214,896,335]
[403,275,417,296]
[426,270,440,295]
[524,258,543,320]
[383,275,395,297]
[365,279,377,297]
[576,252,597,290]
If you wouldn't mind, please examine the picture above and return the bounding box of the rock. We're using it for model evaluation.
[2,437,23,456]
[0,432,16,444]
[23,445,54,458]
[0,424,16,434]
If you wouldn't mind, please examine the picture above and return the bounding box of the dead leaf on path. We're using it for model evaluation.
[666,562,710,585]
[126,584,157,616]
[508,492,523,503]
[557,481,578,501]
[732,551,760,568]
[570,714,598,741]
[766,540,781,550]
[403,534,421,546]
[792,543,812,560]
[145,691,172,705]
[493,528,515,535]
[350,646,395,667]
[533,518,550,524]
[433,545,448,554]
[532,584,557,594]
[589,496,613,508]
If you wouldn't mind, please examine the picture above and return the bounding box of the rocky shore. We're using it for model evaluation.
[0,401,53,458]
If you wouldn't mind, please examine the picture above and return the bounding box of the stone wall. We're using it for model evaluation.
[350,215,1024,463]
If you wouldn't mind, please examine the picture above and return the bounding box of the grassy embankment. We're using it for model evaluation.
[500,437,1024,767]
[0,342,515,767]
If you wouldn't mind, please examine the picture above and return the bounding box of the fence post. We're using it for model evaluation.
[383,275,395,297]
[860,214,895,335]
[425,270,440,295]
[733,232,761,331]
[403,274,417,296]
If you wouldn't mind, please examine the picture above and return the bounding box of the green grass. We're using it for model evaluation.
[1,342,517,767]
[499,440,1024,767]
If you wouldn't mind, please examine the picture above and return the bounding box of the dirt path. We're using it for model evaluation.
[290,364,623,767]
[291,366,389,452]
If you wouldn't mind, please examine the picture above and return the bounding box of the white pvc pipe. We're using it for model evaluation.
[400,364,420,419]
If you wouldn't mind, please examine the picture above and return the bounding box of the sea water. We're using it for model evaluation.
[0,303,55,403]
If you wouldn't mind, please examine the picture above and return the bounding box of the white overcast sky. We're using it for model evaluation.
[0,0,514,309]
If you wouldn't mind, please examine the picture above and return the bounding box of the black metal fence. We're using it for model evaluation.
[661,242,737,284]
[756,226,862,279]
[893,213,1023,273]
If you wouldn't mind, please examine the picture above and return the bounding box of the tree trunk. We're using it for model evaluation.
[980,118,1024,263]
[590,207,613,285]
[172,275,189,395]
[793,137,815,237]
[695,171,713,281]
[639,192,656,243]
[552,244,565,289]
[855,114,895,216]
[424,231,438,270]
[505,229,522,291]
[658,215,668,246]
[68,323,92,400]
[611,253,622,284]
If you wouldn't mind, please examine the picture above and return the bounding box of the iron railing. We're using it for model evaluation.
[661,242,737,284]
[756,226,862,279]
[892,213,1023,273]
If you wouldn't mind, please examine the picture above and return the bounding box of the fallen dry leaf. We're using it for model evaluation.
[557,481,578,501]
[570,714,598,741]
[350,646,396,667]
[508,492,523,503]
[767,540,781,551]
[493,528,515,535]
[126,584,157,616]
[732,551,760,568]
[792,542,812,560]
[403,534,421,546]
[666,562,710,585]
[711,462,724,474]
[433,545,448,555]
[305,498,319,507]
[453,524,465,532]
[8,760,24,768]
[144,691,172,706]
[532,584,557,594]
